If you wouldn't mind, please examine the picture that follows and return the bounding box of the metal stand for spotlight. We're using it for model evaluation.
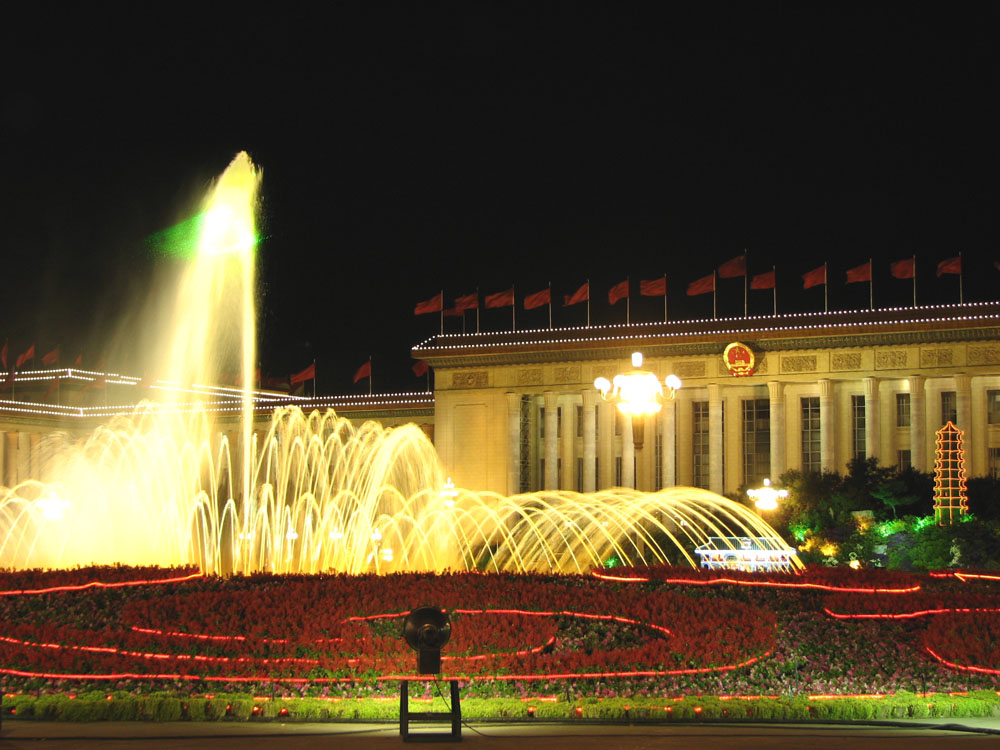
[399,679,461,742]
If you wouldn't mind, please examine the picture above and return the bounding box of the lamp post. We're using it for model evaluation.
[594,352,681,452]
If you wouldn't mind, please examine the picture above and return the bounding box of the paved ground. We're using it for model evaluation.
[1,719,999,749]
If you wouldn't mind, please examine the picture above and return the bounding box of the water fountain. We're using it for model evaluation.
[0,154,798,574]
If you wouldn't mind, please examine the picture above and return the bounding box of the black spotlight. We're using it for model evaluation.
[403,606,451,675]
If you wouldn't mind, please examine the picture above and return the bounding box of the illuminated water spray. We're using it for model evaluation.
[0,154,798,574]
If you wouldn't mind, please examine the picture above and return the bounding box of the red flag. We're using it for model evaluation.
[414,293,444,315]
[15,344,35,369]
[686,273,715,296]
[563,282,589,306]
[802,265,826,289]
[442,306,463,317]
[42,348,60,366]
[1,369,13,392]
[454,292,478,311]
[994,261,1000,272]
[750,270,776,290]
[412,360,429,377]
[640,277,666,296]
[352,360,371,384]
[290,362,316,385]
[485,288,515,308]
[845,261,872,284]
[1,341,6,370]
[524,288,551,310]
[890,258,915,279]
[608,279,629,305]
[73,353,83,367]
[718,255,747,278]
[936,256,961,277]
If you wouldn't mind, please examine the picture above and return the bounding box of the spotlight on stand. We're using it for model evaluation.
[400,606,461,742]
[403,606,452,674]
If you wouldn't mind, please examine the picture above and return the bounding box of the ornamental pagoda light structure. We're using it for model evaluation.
[594,352,681,450]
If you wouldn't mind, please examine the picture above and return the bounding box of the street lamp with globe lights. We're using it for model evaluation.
[594,352,681,452]
[747,478,788,512]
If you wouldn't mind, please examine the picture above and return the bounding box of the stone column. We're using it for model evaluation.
[768,381,786,480]
[28,433,40,481]
[597,399,614,490]
[864,377,880,463]
[819,379,835,472]
[582,389,597,492]
[4,431,17,486]
[955,374,971,432]
[910,375,926,472]
[621,415,635,488]
[724,389,742,493]
[708,383,723,494]
[505,392,522,495]
[561,396,576,490]
[543,391,559,490]
[676,393,694,486]
[659,398,676,488]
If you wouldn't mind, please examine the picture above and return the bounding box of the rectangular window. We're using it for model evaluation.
[897,449,911,472]
[990,448,1000,480]
[693,401,709,488]
[941,391,957,425]
[576,457,583,491]
[615,456,623,486]
[539,408,545,439]
[801,396,821,472]
[896,393,911,428]
[989,391,1000,425]
[557,407,562,438]
[742,398,770,487]
[576,405,583,437]
[852,394,866,461]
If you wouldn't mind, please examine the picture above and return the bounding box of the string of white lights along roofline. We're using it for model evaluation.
[0,392,434,419]
[412,301,1000,351]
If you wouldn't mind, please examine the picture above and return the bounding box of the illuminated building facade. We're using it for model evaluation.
[416,302,1000,496]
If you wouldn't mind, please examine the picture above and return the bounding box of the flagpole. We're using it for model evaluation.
[772,265,777,316]
[869,258,874,310]
[959,251,964,304]
[587,279,591,327]
[369,355,372,396]
[743,250,748,318]
[912,255,917,307]
[712,271,717,320]
[664,273,668,323]
[512,283,516,332]
[548,281,553,329]
[313,359,317,398]
[824,262,829,313]
[625,277,630,325]
[439,289,444,335]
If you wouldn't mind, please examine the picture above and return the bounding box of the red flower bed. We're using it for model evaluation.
[823,590,1000,620]
[596,565,919,593]
[922,612,1000,675]
[0,573,775,681]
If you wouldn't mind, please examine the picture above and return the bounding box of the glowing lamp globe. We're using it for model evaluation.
[594,353,681,451]
[747,478,788,511]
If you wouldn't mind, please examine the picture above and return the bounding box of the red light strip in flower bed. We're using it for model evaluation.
[0,572,203,597]
[824,606,1000,620]
[929,571,1000,583]
[130,626,341,645]
[924,647,1000,676]
[451,608,673,637]
[592,571,920,594]
[0,651,771,684]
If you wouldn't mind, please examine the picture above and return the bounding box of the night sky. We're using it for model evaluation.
[1,4,997,393]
